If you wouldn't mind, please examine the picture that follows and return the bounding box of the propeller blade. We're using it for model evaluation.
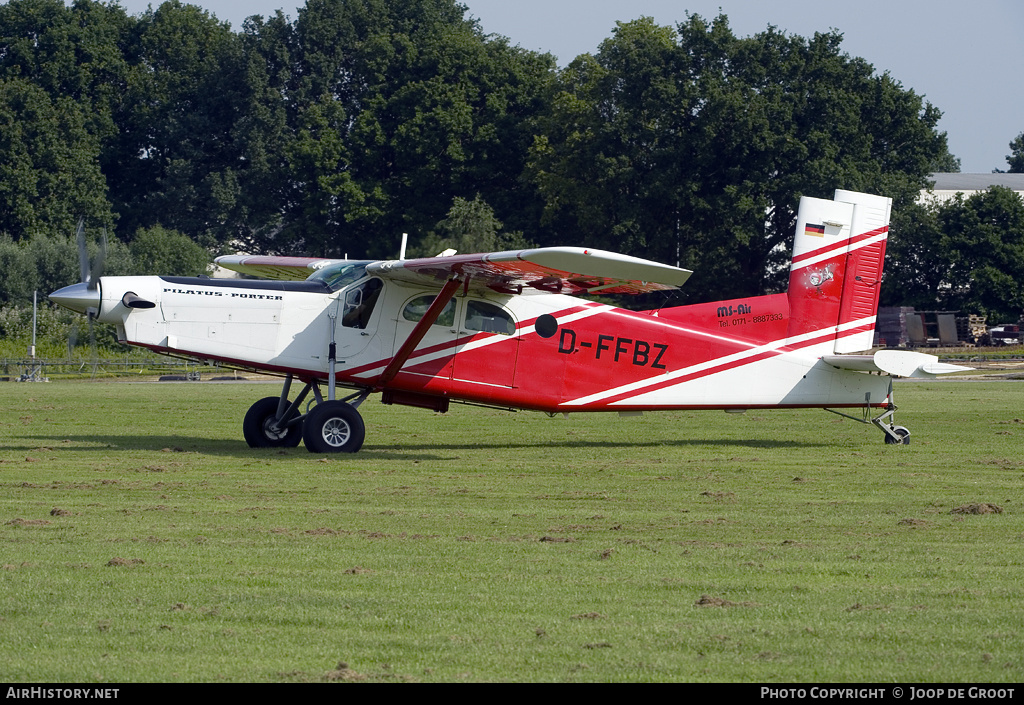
[76,218,89,284]
[88,309,98,374]
[67,318,79,358]
[89,227,108,291]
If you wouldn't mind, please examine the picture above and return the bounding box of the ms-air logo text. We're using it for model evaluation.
[716,302,752,317]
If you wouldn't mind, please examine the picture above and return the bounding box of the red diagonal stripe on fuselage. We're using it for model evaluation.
[559,324,873,410]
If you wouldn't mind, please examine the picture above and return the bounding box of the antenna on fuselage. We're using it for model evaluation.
[399,232,408,260]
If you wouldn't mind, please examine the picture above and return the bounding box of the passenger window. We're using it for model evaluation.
[342,278,383,329]
[465,300,515,335]
[402,295,456,328]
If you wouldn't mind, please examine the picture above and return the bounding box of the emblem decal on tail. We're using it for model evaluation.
[808,265,834,292]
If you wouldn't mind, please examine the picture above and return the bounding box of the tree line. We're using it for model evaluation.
[1,0,1022,328]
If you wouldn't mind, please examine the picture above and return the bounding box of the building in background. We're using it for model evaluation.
[923,173,1024,205]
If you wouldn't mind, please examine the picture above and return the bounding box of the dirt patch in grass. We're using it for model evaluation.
[304,527,344,535]
[695,595,757,608]
[951,503,1003,515]
[324,662,367,682]
[701,491,736,500]
[846,603,891,612]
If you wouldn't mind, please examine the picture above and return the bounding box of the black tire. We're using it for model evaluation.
[883,426,910,445]
[302,400,365,454]
[243,396,302,448]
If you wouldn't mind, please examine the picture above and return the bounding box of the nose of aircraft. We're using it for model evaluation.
[50,282,100,315]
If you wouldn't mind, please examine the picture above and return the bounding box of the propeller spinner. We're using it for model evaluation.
[50,280,101,315]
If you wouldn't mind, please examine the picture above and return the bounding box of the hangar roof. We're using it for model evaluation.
[928,173,1024,191]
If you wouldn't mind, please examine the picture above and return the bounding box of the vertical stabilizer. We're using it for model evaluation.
[786,190,892,353]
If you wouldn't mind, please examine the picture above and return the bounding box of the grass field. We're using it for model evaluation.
[1,379,1022,682]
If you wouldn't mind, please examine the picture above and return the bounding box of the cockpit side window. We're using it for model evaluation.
[342,278,383,329]
[402,295,457,328]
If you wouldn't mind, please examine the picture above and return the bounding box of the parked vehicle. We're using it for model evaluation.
[986,324,1021,346]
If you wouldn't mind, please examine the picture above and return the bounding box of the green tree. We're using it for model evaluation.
[411,194,533,257]
[0,0,134,239]
[228,11,300,250]
[528,15,954,301]
[938,187,1024,321]
[1006,133,1024,173]
[0,234,37,303]
[129,225,211,275]
[107,1,248,247]
[0,0,136,144]
[243,0,555,258]
[881,201,948,311]
[0,79,112,239]
[0,227,131,304]
[884,187,1024,322]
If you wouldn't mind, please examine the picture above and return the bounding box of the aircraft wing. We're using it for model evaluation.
[213,255,346,281]
[367,247,692,295]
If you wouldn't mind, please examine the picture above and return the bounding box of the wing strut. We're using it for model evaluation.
[376,277,462,388]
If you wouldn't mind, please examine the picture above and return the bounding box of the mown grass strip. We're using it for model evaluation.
[1,380,1022,681]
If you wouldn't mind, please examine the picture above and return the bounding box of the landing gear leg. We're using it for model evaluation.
[872,403,910,445]
[871,380,910,445]
[243,374,370,453]
[242,374,311,448]
[825,380,910,445]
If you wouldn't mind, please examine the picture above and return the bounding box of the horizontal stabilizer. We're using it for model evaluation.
[822,350,973,378]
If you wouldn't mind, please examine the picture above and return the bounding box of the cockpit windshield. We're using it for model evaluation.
[306,261,374,292]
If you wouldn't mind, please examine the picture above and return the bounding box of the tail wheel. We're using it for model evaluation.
[303,400,365,454]
[884,426,910,445]
[243,396,302,448]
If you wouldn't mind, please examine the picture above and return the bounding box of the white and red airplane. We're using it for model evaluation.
[51,189,968,452]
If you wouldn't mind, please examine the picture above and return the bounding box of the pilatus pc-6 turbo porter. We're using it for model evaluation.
[51,190,967,453]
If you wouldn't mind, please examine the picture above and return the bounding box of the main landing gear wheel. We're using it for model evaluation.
[883,426,910,445]
[303,400,365,454]
[243,396,303,448]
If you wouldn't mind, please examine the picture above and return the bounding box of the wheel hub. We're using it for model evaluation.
[262,417,290,441]
[321,416,352,447]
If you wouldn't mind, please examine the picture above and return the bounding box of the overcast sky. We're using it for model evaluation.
[114,0,1024,174]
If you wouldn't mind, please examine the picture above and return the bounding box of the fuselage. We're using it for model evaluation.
[84,270,891,414]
